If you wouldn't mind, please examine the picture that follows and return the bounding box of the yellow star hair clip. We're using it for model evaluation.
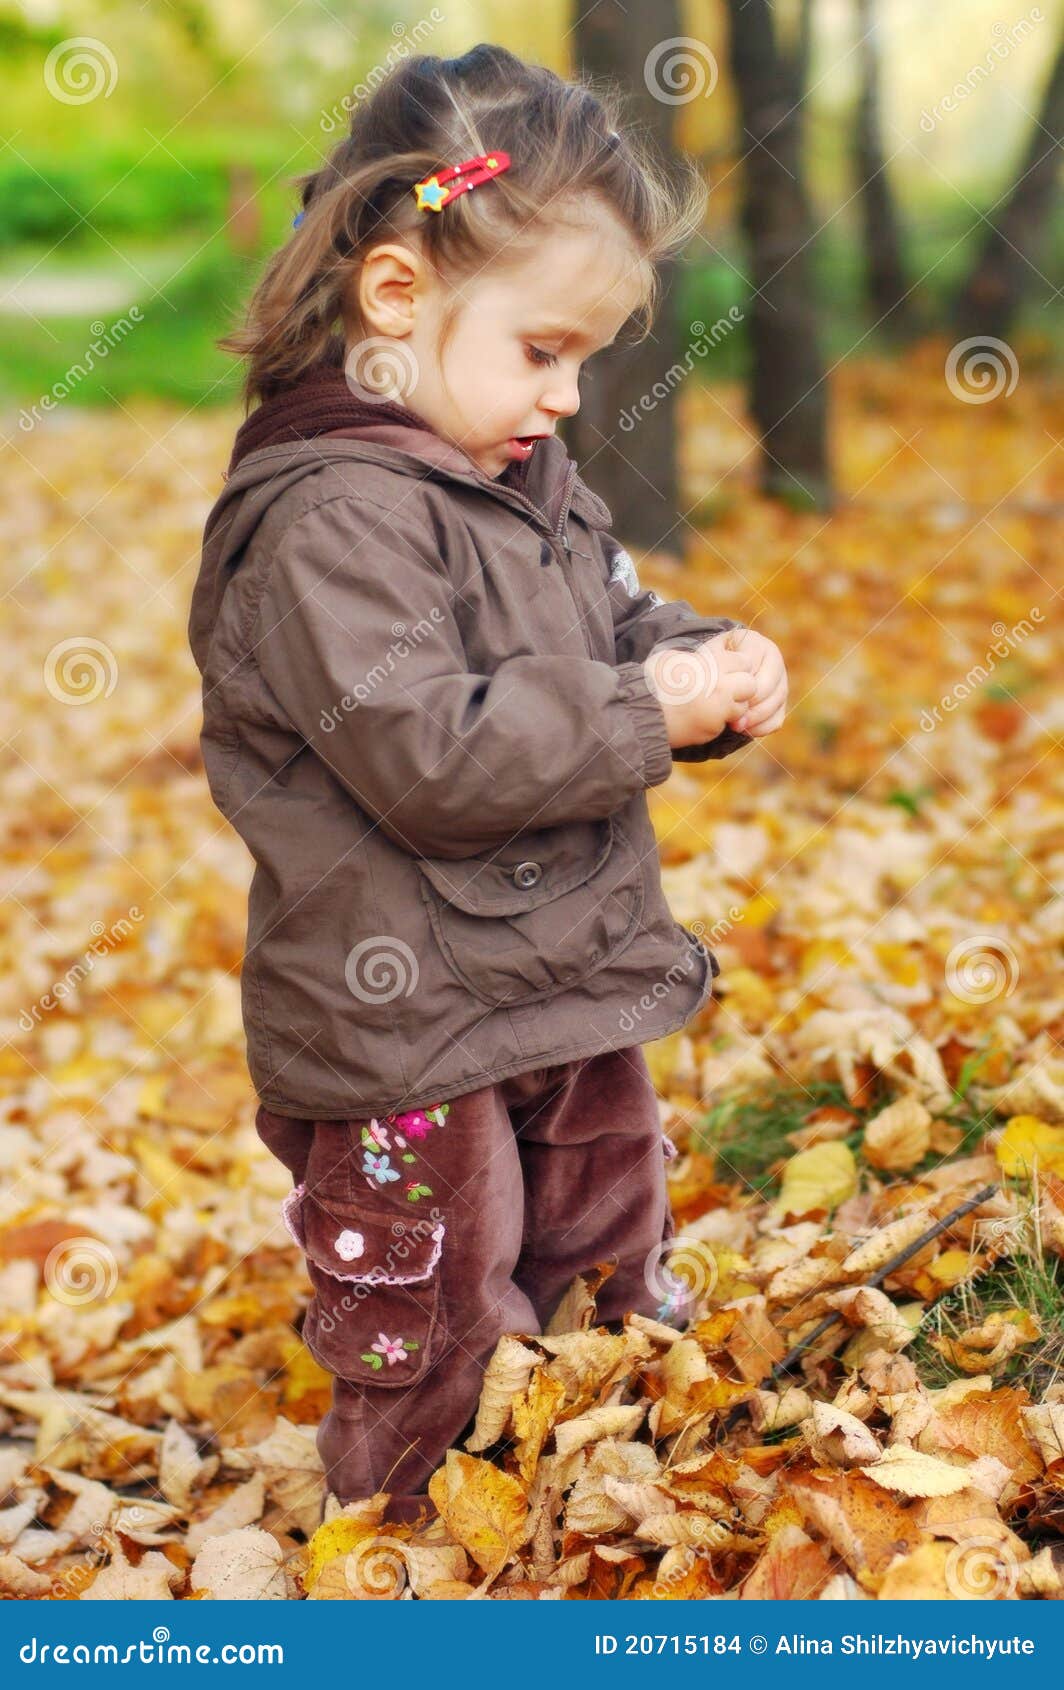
[413,151,511,212]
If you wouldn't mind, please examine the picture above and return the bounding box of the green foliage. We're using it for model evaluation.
[0,138,300,250]
[691,1079,856,1193]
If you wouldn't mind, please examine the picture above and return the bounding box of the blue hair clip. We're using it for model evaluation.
[292,210,305,228]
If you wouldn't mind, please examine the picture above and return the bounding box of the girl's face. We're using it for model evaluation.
[350,206,648,479]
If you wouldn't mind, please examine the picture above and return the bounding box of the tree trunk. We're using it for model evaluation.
[853,0,913,335]
[568,0,688,556]
[725,0,833,506]
[954,28,1064,342]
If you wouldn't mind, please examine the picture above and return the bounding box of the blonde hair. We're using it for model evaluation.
[219,43,707,410]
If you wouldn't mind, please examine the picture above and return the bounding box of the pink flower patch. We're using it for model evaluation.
[372,1332,411,1366]
[387,1103,449,1139]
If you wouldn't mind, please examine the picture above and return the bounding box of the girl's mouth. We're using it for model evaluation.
[505,435,546,461]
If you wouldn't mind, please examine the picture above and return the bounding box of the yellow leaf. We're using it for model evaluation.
[773,1141,858,1220]
[862,1097,932,1171]
[859,1444,970,1497]
[996,1115,1064,1178]
[930,1309,1040,1375]
[427,1450,528,1581]
[742,892,779,928]
[926,1248,980,1287]
[302,1518,376,1593]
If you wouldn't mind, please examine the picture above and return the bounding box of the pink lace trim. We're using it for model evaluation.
[280,1182,444,1284]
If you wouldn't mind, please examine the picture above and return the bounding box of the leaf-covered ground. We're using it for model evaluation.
[0,340,1061,1599]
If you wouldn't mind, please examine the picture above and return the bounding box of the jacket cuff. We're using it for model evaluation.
[615,661,676,787]
[672,723,755,761]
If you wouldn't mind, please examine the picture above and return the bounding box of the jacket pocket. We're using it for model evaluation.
[415,814,645,1007]
[279,1136,445,1388]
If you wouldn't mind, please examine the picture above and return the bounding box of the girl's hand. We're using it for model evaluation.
[712,627,788,736]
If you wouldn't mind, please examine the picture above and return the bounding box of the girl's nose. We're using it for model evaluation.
[541,374,581,419]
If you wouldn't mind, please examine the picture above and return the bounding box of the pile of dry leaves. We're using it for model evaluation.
[0,344,1060,1597]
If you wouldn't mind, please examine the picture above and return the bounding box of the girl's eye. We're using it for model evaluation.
[526,345,557,368]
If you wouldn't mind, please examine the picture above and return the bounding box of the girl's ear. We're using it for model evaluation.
[357,242,424,337]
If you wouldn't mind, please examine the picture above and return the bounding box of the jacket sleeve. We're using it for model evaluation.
[604,541,755,764]
[252,494,680,860]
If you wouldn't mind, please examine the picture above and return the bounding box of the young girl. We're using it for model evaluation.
[188,44,786,1523]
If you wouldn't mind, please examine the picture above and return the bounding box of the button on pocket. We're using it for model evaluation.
[511,860,542,889]
[280,1122,445,1389]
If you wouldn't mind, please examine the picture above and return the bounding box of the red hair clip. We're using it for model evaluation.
[413,151,511,212]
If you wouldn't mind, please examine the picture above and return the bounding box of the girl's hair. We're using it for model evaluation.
[218,42,708,410]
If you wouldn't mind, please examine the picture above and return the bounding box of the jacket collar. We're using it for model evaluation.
[224,362,612,536]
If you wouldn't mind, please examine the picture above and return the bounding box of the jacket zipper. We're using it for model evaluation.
[489,457,578,552]
[475,460,594,655]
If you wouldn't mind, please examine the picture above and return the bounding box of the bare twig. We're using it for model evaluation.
[716,1181,1000,1436]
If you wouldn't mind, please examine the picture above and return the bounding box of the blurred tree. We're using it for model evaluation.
[853,0,914,337]
[954,24,1064,342]
[725,0,832,507]
[565,0,691,558]
[226,163,262,256]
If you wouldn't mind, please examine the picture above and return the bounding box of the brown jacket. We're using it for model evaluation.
[188,392,751,1119]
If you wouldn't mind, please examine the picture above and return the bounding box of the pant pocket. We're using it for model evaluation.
[279,1123,445,1389]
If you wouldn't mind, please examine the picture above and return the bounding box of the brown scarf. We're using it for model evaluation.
[226,364,440,477]
[225,360,539,501]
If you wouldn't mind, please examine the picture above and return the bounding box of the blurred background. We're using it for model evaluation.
[0,0,1061,1582]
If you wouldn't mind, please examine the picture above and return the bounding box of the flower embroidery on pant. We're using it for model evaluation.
[361,1331,420,1370]
[363,1119,391,1151]
[362,1149,400,1185]
[385,1102,450,1139]
[334,1228,365,1261]
[363,1118,422,1171]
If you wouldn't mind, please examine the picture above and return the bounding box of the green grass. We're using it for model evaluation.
[690,1057,1064,1400]
[0,237,252,411]
[0,137,304,252]
[691,1041,1002,1198]
[909,1217,1064,1397]
[690,1077,856,1193]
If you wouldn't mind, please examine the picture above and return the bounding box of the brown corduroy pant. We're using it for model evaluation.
[254,1045,677,1504]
